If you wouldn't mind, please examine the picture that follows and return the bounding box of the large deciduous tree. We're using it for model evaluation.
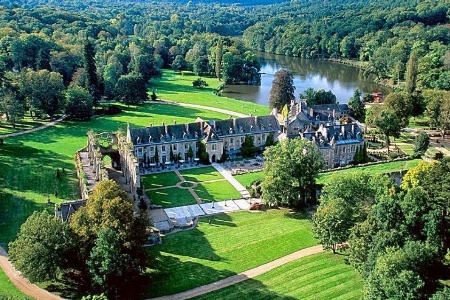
[115,74,148,105]
[8,211,74,282]
[20,69,65,119]
[269,69,295,111]
[384,92,413,128]
[348,89,365,121]
[65,85,93,120]
[312,197,353,253]
[424,90,450,138]
[262,138,324,207]
[374,109,401,153]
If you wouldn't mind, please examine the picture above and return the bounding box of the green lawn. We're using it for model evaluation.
[0,103,230,247]
[234,171,264,187]
[408,116,430,129]
[146,186,198,208]
[194,252,363,300]
[146,209,317,298]
[0,267,32,299]
[317,159,421,185]
[151,70,270,116]
[0,115,49,135]
[142,172,180,189]
[194,181,242,202]
[180,166,224,182]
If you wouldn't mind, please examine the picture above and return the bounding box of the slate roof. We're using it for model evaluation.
[128,115,280,145]
[56,199,86,222]
[301,123,363,147]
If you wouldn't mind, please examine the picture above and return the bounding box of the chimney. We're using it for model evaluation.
[332,109,335,120]
[254,115,258,125]
[229,115,232,119]
[213,120,217,129]
[162,122,165,126]
[233,118,236,129]
[185,123,189,133]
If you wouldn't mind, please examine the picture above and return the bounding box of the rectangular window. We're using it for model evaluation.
[173,144,177,151]
[150,146,155,152]
[162,145,166,152]
[230,138,234,144]
[212,143,217,151]
[162,155,166,163]
[137,147,143,157]
[241,137,244,143]
[184,144,189,150]
[262,134,266,142]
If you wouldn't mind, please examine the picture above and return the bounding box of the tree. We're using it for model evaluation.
[405,51,419,95]
[425,90,450,138]
[413,132,429,157]
[196,141,209,164]
[65,85,93,120]
[20,69,65,119]
[215,38,223,80]
[312,197,353,253]
[264,132,275,147]
[115,74,148,105]
[83,40,100,104]
[8,211,73,282]
[240,135,257,158]
[299,87,316,106]
[262,138,324,207]
[384,92,413,128]
[192,78,208,88]
[269,69,295,111]
[169,146,175,162]
[0,90,24,128]
[348,89,365,121]
[187,145,194,161]
[374,109,401,154]
[171,55,187,72]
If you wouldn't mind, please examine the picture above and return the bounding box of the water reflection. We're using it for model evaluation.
[222,52,391,105]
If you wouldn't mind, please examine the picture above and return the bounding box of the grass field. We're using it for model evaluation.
[194,252,363,300]
[234,172,264,187]
[0,268,32,299]
[142,172,181,189]
[179,166,225,182]
[146,209,317,298]
[146,188,197,208]
[193,181,242,202]
[0,115,49,135]
[151,70,270,116]
[0,104,230,248]
[317,159,421,185]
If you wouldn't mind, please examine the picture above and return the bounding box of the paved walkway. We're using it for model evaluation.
[148,100,250,118]
[212,163,250,198]
[0,246,63,300]
[149,245,324,300]
[0,115,67,139]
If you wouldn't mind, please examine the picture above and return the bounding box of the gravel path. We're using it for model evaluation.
[149,245,324,300]
[0,115,67,139]
[0,246,63,300]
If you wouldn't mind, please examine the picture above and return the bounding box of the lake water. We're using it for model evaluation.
[222,52,391,105]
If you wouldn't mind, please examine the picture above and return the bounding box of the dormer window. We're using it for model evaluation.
[172,134,176,141]
[268,124,272,128]
[261,125,265,130]
[250,125,254,131]
[183,132,187,139]
[148,136,153,143]
[136,137,141,144]
[229,127,233,134]
[160,134,165,141]
[195,132,198,138]
[239,126,244,133]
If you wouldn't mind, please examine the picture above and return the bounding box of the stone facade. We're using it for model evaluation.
[126,115,280,165]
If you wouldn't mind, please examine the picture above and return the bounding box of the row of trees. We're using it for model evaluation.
[312,159,450,299]
[8,180,149,299]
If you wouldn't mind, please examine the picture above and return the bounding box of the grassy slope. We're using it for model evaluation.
[151,70,270,116]
[316,159,421,185]
[0,267,32,299]
[194,252,363,300]
[0,103,230,247]
[146,209,317,298]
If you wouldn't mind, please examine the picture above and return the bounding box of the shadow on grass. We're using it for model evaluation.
[192,277,298,300]
[283,209,311,220]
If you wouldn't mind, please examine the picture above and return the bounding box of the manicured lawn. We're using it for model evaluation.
[142,172,180,189]
[0,104,230,247]
[146,209,317,298]
[151,70,270,116]
[194,252,363,300]
[408,116,430,129]
[234,171,264,187]
[193,181,242,202]
[0,267,32,299]
[0,115,49,135]
[397,144,415,155]
[317,159,421,185]
[146,187,197,208]
[180,166,224,182]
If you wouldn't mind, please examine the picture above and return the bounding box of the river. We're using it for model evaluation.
[222,52,391,105]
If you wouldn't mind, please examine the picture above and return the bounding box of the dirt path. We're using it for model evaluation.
[0,115,67,139]
[149,245,324,300]
[0,246,63,300]
[148,100,250,118]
